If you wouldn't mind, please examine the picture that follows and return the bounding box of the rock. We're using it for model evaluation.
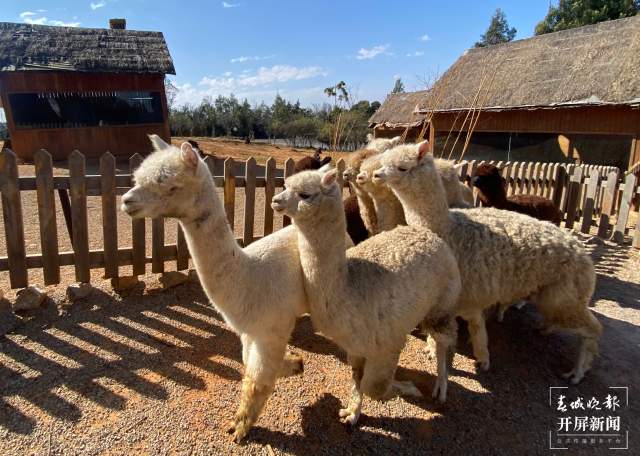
[66,282,93,301]
[13,286,47,311]
[111,276,140,291]
[160,271,189,289]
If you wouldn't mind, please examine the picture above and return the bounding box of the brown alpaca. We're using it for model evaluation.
[472,163,562,225]
[293,149,332,173]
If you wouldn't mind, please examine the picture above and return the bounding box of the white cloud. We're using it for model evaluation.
[20,11,80,27]
[200,65,326,90]
[230,55,275,64]
[222,1,240,7]
[406,51,425,57]
[355,44,390,60]
[419,34,430,42]
[90,2,106,10]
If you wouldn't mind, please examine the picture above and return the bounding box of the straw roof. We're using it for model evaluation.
[368,90,429,128]
[414,15,640,114]
[0,22,175,74]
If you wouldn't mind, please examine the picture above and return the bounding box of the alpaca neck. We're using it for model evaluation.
[353,184,378,234]
[391,167,452,237]
[295,202,347,328]
[178,170,249,322]
[368,185,405,231]
[482,188,508,208]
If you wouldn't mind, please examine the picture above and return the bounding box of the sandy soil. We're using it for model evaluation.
[1,139,639,454]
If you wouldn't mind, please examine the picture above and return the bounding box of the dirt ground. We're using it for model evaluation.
[1,139,639,454]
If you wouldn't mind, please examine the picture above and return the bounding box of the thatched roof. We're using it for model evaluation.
[415,15,640,113]
[0,22,175,74]
[368,90,429,128]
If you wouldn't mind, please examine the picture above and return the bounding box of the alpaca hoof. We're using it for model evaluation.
[475,359,490,372]
[229,420,250,443]
[339,408,361,426]
[431,383,447,403]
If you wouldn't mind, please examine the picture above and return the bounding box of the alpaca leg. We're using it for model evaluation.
[360,351,413,402]
[339,355,365,426]
[279,350,304,377]
[467,313,490,371]
[430,320,457,403]
[240,333,252,366]
[229,338,287,442]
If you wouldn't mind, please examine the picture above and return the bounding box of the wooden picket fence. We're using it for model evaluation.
[1,149,639,291]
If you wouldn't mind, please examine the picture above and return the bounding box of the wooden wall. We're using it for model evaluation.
[0,72,171,161]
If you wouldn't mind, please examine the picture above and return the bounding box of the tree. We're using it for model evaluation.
[391,78,405,94]
[475,8,517,47]
[535,0,639,35]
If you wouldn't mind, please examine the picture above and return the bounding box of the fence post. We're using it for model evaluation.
[69,150,90,283]
[223,157,236,229]
[551,165,565,210]
[130,154,146,276]
[580,170,600,234]
[100,152,119,280]
[597,170,620,238]
[35,149,60,285]
[243,157,257,246]
[564,166,583,229]
[0,149,28,288]
[283,158,295,227]
[612,173,638,243]
[263,157,276,236]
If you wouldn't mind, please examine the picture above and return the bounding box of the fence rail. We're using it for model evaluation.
[1,149,638,290]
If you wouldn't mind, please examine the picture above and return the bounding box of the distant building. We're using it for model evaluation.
[369,16,640,170]
[0,19,175,161]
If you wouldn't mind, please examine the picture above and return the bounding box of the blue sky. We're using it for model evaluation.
[2,1,552,108]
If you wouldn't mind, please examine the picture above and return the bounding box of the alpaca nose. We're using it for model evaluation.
[121,191,136,205]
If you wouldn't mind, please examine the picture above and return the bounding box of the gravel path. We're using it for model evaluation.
[1,236,638,455]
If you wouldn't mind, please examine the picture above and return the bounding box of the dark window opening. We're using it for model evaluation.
[9,91,164,129]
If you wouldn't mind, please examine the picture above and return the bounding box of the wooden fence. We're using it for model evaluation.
[1,149,639,291]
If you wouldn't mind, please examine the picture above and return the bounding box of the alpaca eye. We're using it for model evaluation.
[298,192,311,200]
[398,167,407,172]
[169,186,179,193]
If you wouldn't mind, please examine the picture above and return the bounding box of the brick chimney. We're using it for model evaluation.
[109,18,126,30]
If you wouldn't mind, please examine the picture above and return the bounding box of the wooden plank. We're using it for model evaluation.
[580,170,600,234]
[612,173,637,243]
[0,149,28,288]
[564,166,583,229]
[508,162,520,196]
[100,152,119,279]
[546,163,557,199]
[57,188,74,242]
[531,162,541,196]
[263,157,276,236]
[176,225,189,270]
[151,218,165,274]
[282,158,295,227]
[223,158,236,228]
[69,150,90,283]
[243,157,257,246]
[130,153,146,276]
[633,211,640,249]
[34,149,60,285]
[598,170,620,237]
[517,162,529,195]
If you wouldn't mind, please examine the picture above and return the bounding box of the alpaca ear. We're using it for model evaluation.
[417,140,431,162]
[390,136,401,146]
[149,134,170,151]
[321,169,338,187]
[180,142,199,169]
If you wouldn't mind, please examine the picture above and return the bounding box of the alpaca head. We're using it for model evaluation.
[355,154,384,191]
[472,163,507,202]
[366,135,402,153]
[271,169,341,223]
[343,148,379,184]
[373,141,438,188]
[121,135,207,220]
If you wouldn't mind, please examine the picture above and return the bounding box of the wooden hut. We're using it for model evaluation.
[369,16,640,170]
[0,19,175,161]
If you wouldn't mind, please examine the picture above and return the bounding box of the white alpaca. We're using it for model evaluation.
[373,142,602,384]
[272,169,461,425]
[121,137,320,442]
[434,158,475,208]
[365,134,401,153]
[342,148,381,235]
[355,154,406,232]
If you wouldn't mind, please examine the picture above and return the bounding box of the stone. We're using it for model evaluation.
[66,282,93,301]
[13,286,47,311]
[159,271,189,289]
[111,276,141,291]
